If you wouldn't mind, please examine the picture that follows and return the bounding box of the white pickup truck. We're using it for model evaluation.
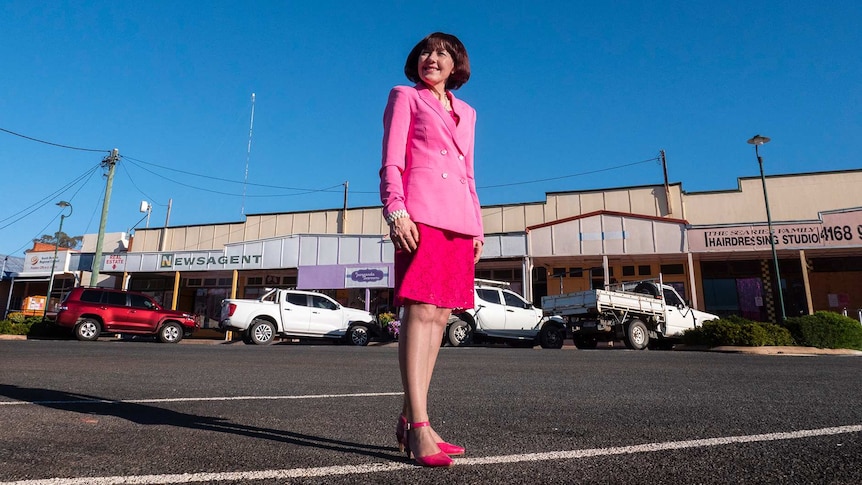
[444,279,567,349]
[541,279,718,350]
[219,288,377,345]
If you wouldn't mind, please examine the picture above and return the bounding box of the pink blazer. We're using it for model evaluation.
[380,84,484,241]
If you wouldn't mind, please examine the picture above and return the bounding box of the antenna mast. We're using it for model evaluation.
[242,93,256,215]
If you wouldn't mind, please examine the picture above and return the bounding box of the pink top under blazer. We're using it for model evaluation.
[380,84,484,241]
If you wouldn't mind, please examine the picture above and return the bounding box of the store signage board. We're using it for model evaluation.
[689,210,862,252]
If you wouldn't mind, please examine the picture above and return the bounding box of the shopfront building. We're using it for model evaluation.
[9,169,862,326]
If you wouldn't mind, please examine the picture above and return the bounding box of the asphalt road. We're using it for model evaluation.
[1,339,860,484]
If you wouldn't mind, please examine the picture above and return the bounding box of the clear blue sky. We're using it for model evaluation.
[1,1,860,257]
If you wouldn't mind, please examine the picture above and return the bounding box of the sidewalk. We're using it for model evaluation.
[694,345,862,356]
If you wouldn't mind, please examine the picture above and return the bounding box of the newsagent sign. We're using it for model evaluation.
[688,209,862,252]
[101,251,265,272]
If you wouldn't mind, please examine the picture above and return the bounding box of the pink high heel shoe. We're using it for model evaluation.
[404,421,453,468]
[396,414,465,456]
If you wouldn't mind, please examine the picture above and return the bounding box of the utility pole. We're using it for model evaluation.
[90,148,118,287]
[159,198,172,251]
[341,181,349,234]
[660,149,673,215]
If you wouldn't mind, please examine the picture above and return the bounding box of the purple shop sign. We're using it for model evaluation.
[345,266,390,288]
[350,268,384,282]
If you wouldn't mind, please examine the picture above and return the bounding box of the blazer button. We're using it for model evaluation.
[440,149,448,155]
[442,172,448,179]
[458,154,465,161]
[460,178,466,184]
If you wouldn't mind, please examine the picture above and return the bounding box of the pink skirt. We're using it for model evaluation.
[393,223,475,309]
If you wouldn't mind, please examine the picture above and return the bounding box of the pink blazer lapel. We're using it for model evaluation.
[416,85,464,152]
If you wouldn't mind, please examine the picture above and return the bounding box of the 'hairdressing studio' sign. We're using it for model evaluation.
[688,209,862,252]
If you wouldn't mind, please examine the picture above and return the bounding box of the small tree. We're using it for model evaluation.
[34,232,82,249]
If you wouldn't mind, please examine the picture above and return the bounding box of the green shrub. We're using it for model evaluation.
[0,316,62,337]
[0,318,32,335]
[784,312,862,350]
[7,312,27,324]
[683,315,794,347]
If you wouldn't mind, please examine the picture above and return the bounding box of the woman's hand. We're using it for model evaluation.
[473,239,483,263]
[390,217,420,252]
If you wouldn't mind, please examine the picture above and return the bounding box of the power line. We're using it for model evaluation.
[122,155,346,197]
[1,164,102,255]
[0,164,101,229]
[478,156,661,189]
[0,127,110,153]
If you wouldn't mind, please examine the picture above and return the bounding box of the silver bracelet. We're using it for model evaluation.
[386,209,410,225]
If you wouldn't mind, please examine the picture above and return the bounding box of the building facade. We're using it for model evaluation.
[8,169,862,325]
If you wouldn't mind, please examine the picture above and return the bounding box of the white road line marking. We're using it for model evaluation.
[0,391,403,406]
[2,424,859,485]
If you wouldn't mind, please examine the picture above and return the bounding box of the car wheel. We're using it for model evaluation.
[539,324,565,349]
[158,322,183,344]
[447,319,472,347]
[248,319,275,345]
[347,325,370,346]
[573,336,599,349]
[625,319,649,350]
[75,319,101,341]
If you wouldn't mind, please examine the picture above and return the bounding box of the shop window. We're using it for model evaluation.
[475,269,492,279]
[130,279,166,291]
[569,268,583,277]
[638,265,652,276]
[243,287,267,299]
[660,264,685,275]
[203,278,217,287]
[810,257,862,272]
[247,277,263,286]
[590,267,612,277]
[551,267,566,278]
[622,266,635,277]
[218,278,232,287]
[186,278,202,287]
[491,269,514,281]
[282,275,297,286]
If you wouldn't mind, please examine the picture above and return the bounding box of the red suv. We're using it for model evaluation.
[55,287,198,343]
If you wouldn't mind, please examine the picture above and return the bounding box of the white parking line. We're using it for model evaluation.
[2,424,859,485]
[0,391,404,406]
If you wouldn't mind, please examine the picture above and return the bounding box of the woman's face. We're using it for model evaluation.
[417,45,454,89]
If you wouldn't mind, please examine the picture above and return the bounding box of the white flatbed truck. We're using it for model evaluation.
[541,278,719,350]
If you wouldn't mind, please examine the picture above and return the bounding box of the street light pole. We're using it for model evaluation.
[747,135,786,322]
[43,201,73,321]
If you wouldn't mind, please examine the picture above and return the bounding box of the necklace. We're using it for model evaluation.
[431,89,451,111]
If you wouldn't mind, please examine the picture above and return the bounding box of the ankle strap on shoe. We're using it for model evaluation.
[407,421,431,430]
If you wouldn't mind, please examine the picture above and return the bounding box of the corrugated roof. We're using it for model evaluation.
[1,254,25,276]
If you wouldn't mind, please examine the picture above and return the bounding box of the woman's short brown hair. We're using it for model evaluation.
[404,32,471,90]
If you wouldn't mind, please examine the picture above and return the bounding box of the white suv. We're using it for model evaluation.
[444,280,566,348]
[219,288,377,345]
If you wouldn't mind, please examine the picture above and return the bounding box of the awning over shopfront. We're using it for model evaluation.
[527,210,689,257]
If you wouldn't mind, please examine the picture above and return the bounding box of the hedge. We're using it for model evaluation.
[683,315,794,347]
[784,312,862,350]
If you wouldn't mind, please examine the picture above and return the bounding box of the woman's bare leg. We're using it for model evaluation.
[399,302,450,457]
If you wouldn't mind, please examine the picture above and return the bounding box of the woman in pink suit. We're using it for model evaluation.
[380,32,483,468]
